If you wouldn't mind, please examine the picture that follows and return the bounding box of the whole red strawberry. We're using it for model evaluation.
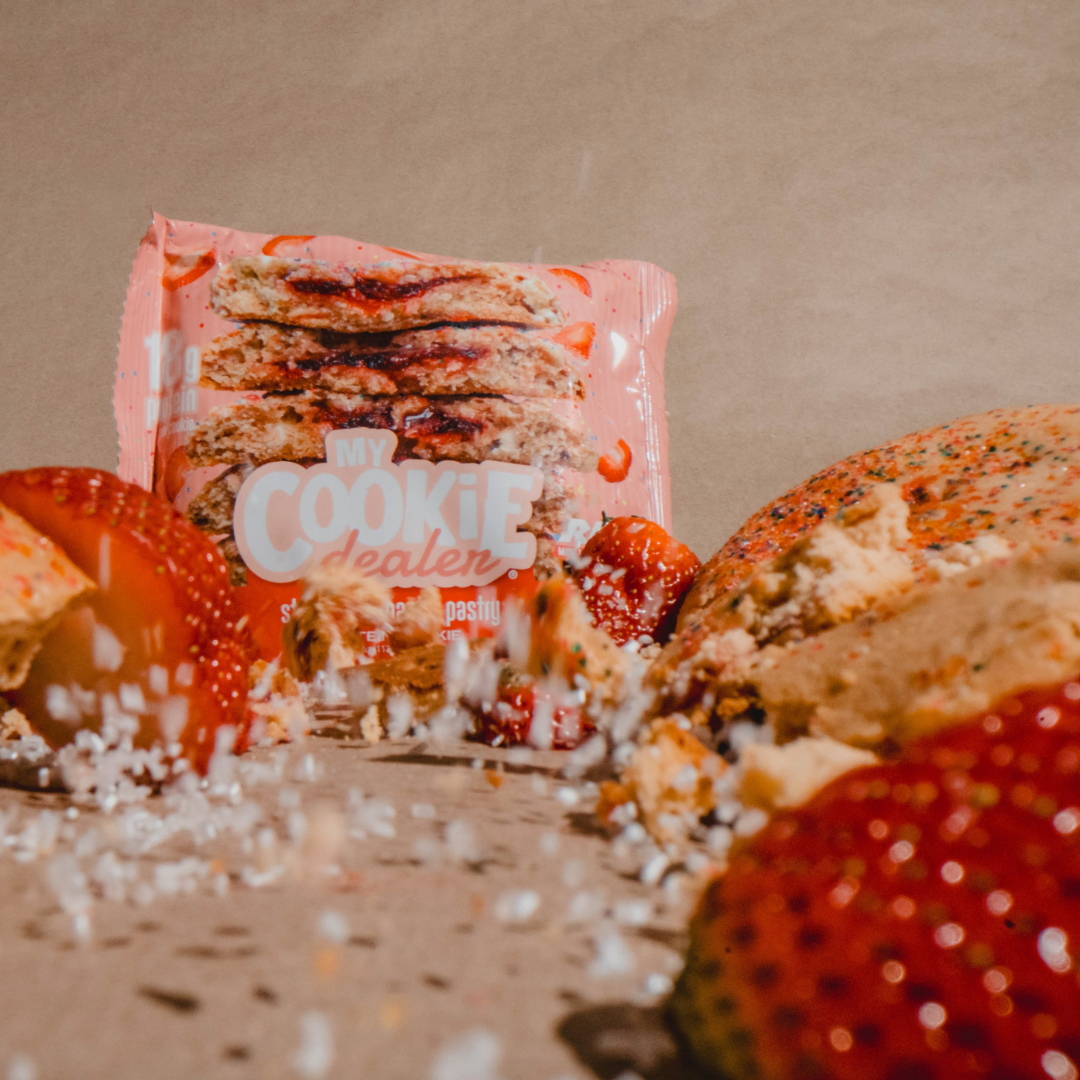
[673,686,1080,1080]
[0,468,254,772]
[572,516,700,644]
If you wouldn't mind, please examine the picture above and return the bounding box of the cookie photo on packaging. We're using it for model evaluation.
[115,215,676,659]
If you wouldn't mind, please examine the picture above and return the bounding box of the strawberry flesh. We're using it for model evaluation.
[0,468,253,772]
[674,686,1080,1080]
[573,516,700,645]
[472,674,592,749]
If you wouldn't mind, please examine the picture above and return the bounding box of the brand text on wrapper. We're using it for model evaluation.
[234,430,544,587]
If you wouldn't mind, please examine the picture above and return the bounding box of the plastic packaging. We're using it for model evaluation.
[115,214,676,659]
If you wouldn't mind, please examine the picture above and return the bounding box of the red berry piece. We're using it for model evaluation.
[0,468,254,772]
[597,438,632,482]
[674,684,1080,1080]
[573,517,700,645]
[552,321,596,359]
[472,674,592,749]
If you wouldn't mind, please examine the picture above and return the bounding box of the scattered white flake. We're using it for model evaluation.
[590,926,636,978]
[147,664,169,697]
[7,1055,36,1080]
[986,889,1013,915]
[317,909,350,945]
[347,789,396,839]
[494,889,540,923]
[644,972,673,996]
[411,803,436,819]
[293,1010,334,1079]
[44,686,80,724]
[640,852,669,886]
[92,623,125,672]
[555,787,580,807]
[1054,808,1080,835]
[706,825,734,855]
[613,898,652,926]
[566,890,605,925]
[563,734,607,779]
[430,1028,503,1080]
[118,683,147,714]
[538,830,560,856]
[385,694,414,739]
[732,808,768,838]
[445,819,482,865]
[528,697,554,750]
[46,853,90,917]
[562,859,586,889]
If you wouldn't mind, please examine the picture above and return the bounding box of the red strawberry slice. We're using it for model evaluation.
[673,685,1080,1080]
[552,321,596,359]
[261,235,315,256]
[0,468,254,772]
[548,268,593,297]
[572,516,700,645]
[598,438,632,482]
[161,250,216,292]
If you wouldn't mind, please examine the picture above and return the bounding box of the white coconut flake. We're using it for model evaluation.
[430,1028,503,1080]
[293,1010,334,1079]
[493,889,540,923]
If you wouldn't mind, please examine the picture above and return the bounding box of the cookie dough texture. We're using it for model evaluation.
[200,323,584,400]
[211,256,564,334]
[737,737,879,812]
[756,546,1080,748]
[680,404,1080,632]
[0,503,95,690]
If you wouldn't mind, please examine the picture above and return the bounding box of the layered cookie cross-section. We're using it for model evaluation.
[186,392,597,472]
[211,256,564,333]
[200,324,584,400]
[188,253,593,585]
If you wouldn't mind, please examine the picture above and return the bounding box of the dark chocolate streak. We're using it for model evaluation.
[294,345,481,373]
[285,274,472,304]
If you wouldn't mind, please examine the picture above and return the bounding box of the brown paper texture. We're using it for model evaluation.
[1,1,1078,1075]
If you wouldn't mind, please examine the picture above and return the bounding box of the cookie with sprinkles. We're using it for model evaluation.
[680,404,1080,634]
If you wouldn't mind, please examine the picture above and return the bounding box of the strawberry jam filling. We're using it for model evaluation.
[294,343,481,373]
[284,272,473,305]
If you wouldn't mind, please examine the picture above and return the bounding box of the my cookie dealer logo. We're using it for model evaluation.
[234,430,543,586]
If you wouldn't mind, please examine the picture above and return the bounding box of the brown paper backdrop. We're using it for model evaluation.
[3,0,1079,556]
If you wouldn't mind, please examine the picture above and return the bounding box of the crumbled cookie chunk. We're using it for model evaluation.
[607,718,726,843]
[737,736,878,812]
[0,707,33,741]
[387,588,442,651]
[284,564,393,679]
[757,545,1080,748]
[0,502,96,691]
[246,659,310,744]
[716,484,913,646]
[528,575,629,703]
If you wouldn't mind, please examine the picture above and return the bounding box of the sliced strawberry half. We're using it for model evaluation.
[572,516,700,645]
[673,685,1080,1080]
[0,468,254,772]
